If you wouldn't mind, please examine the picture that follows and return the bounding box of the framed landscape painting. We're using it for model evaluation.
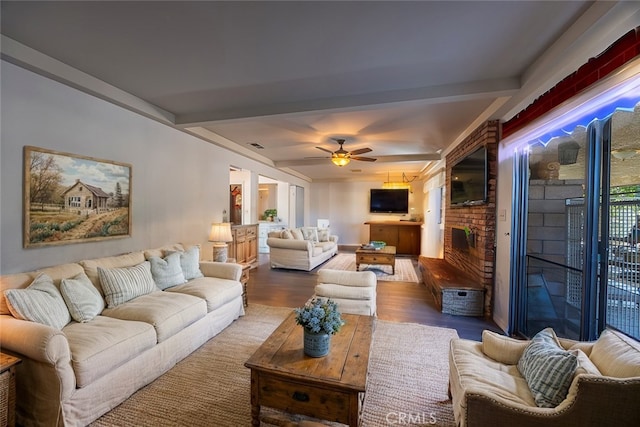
[23,146,132,248]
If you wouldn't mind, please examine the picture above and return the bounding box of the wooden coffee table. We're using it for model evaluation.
[244,312,374,427]
[356,245,397,274]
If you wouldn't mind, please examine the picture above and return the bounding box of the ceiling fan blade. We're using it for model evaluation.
[316,147,334,154]
[350,147,372,155]
[352,156,377,162]
[304,156,331,159]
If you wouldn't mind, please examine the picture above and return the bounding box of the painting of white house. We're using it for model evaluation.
[23,146,132,247]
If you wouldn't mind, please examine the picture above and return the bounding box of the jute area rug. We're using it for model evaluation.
[320,253,420,283]
[91,304,457,427]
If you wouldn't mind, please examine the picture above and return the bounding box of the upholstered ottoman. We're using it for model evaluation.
[312,269,377,316]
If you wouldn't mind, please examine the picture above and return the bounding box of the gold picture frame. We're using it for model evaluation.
[23,146,132,248]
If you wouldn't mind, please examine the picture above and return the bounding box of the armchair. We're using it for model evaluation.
[313,269,377,316]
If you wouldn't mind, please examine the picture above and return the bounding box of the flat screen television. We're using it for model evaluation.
[369,188,409,214]
[450,146,487,207]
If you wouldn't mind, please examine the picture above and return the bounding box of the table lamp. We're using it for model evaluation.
[209,222,233,262]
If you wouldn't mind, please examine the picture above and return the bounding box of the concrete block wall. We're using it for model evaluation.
[527,179,583,305]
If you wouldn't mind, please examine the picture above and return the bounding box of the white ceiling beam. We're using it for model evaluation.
[274,154,440,168]
[174,78,519,128]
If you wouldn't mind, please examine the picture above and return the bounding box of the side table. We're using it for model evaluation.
[1,353,21,427]
[240,263,251,306]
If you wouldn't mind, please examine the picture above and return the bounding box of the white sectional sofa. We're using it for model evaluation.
[0,243,244,427]
[266,226,338,271]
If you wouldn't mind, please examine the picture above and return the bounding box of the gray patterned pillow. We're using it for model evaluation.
[61,272,105,322]
[98,261,157,308]
[317,228,330,242]
[4,273,71,329]
[300,227,319,242]
[149,252,186,289]
[517,328,577,407]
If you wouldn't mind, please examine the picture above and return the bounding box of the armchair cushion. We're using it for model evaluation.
[315,283,374,301]
[317,269,377,288]
[590,328,640,377]
[482,330,528,365]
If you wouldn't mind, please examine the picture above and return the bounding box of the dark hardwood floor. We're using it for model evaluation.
[246,252,502,341]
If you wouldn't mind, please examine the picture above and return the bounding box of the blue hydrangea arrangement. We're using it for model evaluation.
[294,298,344,335]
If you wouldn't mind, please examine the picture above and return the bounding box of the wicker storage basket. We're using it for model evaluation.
[0,370,11,427]
[442,288,484,316]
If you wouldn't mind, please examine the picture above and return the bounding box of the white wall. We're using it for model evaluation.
[309,181,424,246]
[0,61,308,273]
[493,150,514,333]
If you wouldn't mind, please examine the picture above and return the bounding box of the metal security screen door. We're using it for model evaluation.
[512,94,640,341]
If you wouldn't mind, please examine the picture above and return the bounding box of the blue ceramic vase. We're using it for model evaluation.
[303,329,330,357]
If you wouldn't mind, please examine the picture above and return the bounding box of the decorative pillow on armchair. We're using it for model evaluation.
[517,328,577,408]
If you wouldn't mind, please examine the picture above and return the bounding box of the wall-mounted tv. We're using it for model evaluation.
[369,188,409,214]
[450,146,487,207]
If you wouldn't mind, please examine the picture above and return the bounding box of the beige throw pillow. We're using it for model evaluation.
[291,228,304,240]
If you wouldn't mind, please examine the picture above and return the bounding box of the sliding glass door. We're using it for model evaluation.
[512,95,640,340]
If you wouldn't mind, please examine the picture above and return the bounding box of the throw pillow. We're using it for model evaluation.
[517,328,577,408]
[98,261,157,308]
[60,272,105,323]
[4,273,71,329]
[317,228,330,242]
[291,228,304,240]
[300,226,319,242]
[149,252,187,290]
[177,246,204,281]
[281,229,293,239]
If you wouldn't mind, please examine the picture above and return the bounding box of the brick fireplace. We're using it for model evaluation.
[444,121,499,316]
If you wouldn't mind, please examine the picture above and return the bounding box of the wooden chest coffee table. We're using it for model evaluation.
[356,245,396,274]
[244,312,374,427]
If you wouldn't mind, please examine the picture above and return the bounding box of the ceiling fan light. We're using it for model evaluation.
[331,153,351,166]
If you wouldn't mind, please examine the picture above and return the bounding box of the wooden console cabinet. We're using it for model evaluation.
[364,221,422,255]
[229,224,258,265]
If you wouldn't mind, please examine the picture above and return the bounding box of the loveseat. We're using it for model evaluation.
[0,243,244,427]
[449,327,640,427]
[267,226,338,271]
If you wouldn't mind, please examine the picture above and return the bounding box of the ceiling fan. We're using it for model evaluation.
[314,139,377,167]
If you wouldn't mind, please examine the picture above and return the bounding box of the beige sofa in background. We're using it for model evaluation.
[267,226,338,271]
[449,328,640,427]
[0,244,244,427]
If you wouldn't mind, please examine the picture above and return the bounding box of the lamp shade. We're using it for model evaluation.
[208,222,233,243]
